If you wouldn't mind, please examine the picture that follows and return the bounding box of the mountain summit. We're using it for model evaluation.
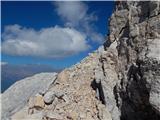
[2,1,160,120]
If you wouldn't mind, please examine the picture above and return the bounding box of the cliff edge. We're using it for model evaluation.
[2,1,160,120]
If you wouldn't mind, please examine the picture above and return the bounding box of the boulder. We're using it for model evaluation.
[43,91,55,104]
[28,94,45,111]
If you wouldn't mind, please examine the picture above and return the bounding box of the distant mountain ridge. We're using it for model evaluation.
[1,64,61,92]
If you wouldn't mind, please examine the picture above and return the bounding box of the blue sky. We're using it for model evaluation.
[1,1,114,69]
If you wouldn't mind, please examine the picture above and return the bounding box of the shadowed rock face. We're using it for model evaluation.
[102,1,160,120]
[2,1,160,120]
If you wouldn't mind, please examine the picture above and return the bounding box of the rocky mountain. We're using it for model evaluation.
[2,1,160,120]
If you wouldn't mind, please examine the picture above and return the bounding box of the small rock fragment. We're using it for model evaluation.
[43,91,55,104]
[44,112,63,120]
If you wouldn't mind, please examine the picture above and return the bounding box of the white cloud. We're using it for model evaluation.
[54,1,104,43]
[2,2,104,58]
[2,24,90,58]
[1,62,8,66]
[55,1,88,27]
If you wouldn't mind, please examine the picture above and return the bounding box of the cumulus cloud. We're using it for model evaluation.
[55,1,89,27]
[2,24,90,58]
[2,2,104,58]
[54,1,104,43]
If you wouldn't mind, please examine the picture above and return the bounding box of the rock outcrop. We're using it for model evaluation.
[2,1,160,120]
[102,1,160,120]
[1,72,57,120]
[11,52,111,120]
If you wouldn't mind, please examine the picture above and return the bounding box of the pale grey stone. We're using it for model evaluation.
[149,76,160,113]
[43,91,55,104]
[44,111,63,119]
[2,72,57,120]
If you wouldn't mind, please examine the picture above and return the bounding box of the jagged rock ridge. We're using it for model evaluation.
[102,1,160,120]
[2,1,160,120]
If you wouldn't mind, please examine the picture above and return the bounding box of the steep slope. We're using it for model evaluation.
[101,1,160,120]
[11,51,112,120]
[3,1,160,120]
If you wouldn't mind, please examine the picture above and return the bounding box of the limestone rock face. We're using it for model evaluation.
[3,1,160,120]
[102,1,160,120]
[11,52,111,120]
[2,72,57,120]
